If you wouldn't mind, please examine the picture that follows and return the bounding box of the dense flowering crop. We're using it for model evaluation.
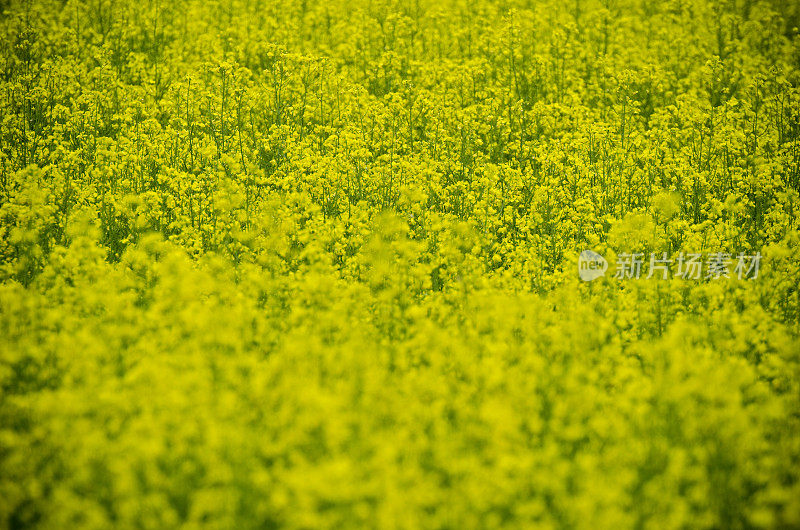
[2,0,800,528]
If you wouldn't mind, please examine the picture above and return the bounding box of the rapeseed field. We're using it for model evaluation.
[2,0,800,527]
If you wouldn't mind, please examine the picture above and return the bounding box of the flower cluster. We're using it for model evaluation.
[1,0,800,528]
